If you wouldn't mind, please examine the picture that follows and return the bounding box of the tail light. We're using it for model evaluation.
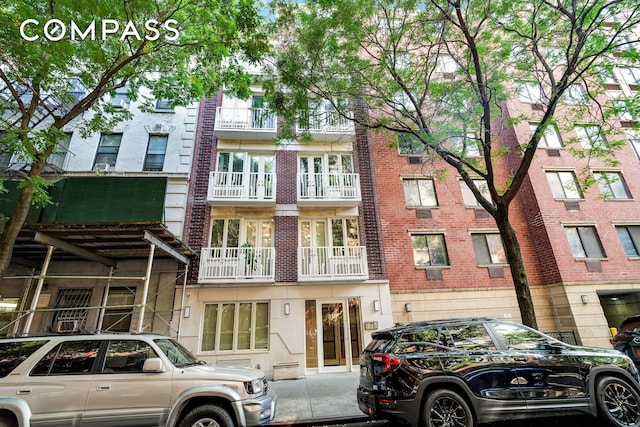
[371,353,400,374]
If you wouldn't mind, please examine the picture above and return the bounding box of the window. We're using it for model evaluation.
[143,135,167,171]
[575,125,607,149]
[94,133,122,168]
[517,82,545,104]
[472,233,507,265]
[530,123,563,148]
[0,298,18,337]
[201,302,269,352]
[460,179,491,207]
[48,132,72,169]
[444,324,496,351]
[616,225,640,257]
[102,340,157,373]
[68,78,86,102]
[51,288,92,333]
[31,340,101,375]
[631,139,640,159]
[110,86,130,108]
[410,234,449,267]
[546,171,582,199]
[563,84,587,104]
[619,67,640,86]
[398,133,426,155]
[0,340,48,377]
[594,171,631,199]
[546,48,566,65]
[102,287,136,332]
[564,226,606,259]
[155,99,172,110]
[434,54,457,73]
[448,134,481,157]
[491,322,549,351]
[403,178,437,207]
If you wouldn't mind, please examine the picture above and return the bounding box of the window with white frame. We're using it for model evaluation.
[616,225,640,257]
[101,287,136,332]
[201,302,269,352]
[594,171,631,200]
[155,99,172,110]
[398,133,426,155]
[631,138,640,159]
[517,82,545,104]
[403,178,438,207]
[410,233,449,267]
[530,123,563,148]
[460,179,491,207]
[564,226,606,259]
[110,86,130,109]
[48,132,72,169]
[143,135,168,171]
[574,125,608,149]
[546,48,566,65]
[472,233,507,265]
[94,133,122,168]
[619,67,640,86]
[563,84,587,104]
[434,54,457,73]
[546,170,582,199]
[448,133,481,157]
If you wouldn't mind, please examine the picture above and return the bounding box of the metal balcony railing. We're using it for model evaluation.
[298,246,368,280]
[297,110,354,133]
[215,107,276,131]
[298,172,361,202]
[207,171,276,203]
[199,247,275,282]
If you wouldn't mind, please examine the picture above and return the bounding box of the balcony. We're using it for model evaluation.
[199,247,275,283]
[299,246,368,281]
[214,107,277,139]
[297,172,361,206]
[296,110,355,141]
[207,171,276,206]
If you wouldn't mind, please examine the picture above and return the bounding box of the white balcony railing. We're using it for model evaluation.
[298,172,361,202]
[199,247,275,282]
[297,110,354,133]
[215,107,276,131]
[298,246,368,280]
[208,171,275,203]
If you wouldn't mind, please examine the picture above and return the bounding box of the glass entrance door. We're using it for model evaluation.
[321,302,346,367]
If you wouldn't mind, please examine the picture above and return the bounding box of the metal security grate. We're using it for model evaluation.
[52,288,92,332]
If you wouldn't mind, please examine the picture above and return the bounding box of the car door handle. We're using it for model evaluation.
[17,389,31,395]
[96,385,111,391]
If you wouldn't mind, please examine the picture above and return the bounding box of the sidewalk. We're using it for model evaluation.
[269,371,368,425]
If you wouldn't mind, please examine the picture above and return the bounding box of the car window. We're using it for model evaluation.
[393,328,450,353]
[490,322,549,350]
[0,340,49,378]
[101,340,158,373]
[444,324,497,350]
[154,338,200,367]
[31,340,101,376]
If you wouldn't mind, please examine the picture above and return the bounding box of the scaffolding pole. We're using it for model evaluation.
[23,245,55,334]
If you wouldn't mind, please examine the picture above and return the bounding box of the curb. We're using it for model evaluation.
[269,414,375,426]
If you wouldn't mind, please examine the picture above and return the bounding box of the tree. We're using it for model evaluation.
[268,0,640,328]
[0,0,269,277]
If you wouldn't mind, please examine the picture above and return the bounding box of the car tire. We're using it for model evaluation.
[423,389,474,427]
[596,376,640,427]
[178,404,235,427]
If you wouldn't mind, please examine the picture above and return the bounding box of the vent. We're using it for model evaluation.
[416,208,432,219]
[531,103,544,111]
[408,156,422,165]
[474,208,490,218]
[426,269,443,280]
[547,149,561,157]
[585,261,602,272]
[564,201,580,211]
[488,266,505,278]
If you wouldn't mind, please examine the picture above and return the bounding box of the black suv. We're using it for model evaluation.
[357,318,640,427]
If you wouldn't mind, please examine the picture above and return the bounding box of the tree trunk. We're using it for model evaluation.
[494,204,537,329]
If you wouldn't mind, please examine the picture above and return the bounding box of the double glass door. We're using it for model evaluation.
[305,299,362,372]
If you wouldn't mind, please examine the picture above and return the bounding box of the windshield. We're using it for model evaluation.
[154,338,200,367]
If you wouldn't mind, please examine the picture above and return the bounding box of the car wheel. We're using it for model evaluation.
[178,404,235,427]
[596,376,640,427]
[423,389,474,427]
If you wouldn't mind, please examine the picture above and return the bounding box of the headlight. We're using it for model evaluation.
[245,377,265,395]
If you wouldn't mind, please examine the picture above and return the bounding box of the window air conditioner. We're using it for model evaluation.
[94,163,110,172]
[55,320,80,332]
[111,98,127,108]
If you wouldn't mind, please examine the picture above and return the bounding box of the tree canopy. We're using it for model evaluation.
[268,0,640,327]
[0,0,270,276]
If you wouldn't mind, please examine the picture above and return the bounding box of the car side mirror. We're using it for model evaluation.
[142,357,166,373]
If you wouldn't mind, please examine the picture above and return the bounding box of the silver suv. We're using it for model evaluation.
[0,334,276,427]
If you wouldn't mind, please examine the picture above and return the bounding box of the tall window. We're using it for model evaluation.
[546,171,582,199]
[630,139,640,159]
[574,125,607,149]
[403,178,438,207]
[517,82,545,104]
[460,179,491,207]
[472,233,507,265]
[48,132,72,169]
[410,234,449,267]
[51,288,92,333]
[564,226,606,259]
[594,171,631,200]
[563,84,587,104]
[111,86,130,109]
[143,135,168,171]
[619,67,640,86]
[616,225,640,257]
[94,133,122,168]
[201,302,269,352]
[102,287,136,332]
[449,134,481,157]
[530,123,563,148]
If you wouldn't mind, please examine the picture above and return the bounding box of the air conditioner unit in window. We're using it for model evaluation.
[54,319,80,333]
[94,163,110,172]
[111,98,127,108]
